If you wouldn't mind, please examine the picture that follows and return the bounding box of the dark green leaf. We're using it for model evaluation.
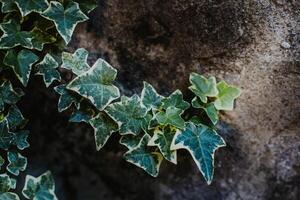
[141,82,164,110]
[0,120,14,150]
[61,48,90,76]
[191,97,219,125]
[156,107,185,129]
[29,27,56,51]
[15,0,49,16]
[54,84,81,112]
[0,81,21,112]
[36,54,61,87]
[7,151,27,176]
[0,0,18,13]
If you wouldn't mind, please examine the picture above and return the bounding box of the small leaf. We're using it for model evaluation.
[141,82,164,110]
[105,95,148,135]
[191,97,219,125]
[148,127,177,164]
[0,81,21,112]
[69,106,95,123]
[42,1,88,44]
[36,54,61,87]
[22,171,57,200]
[0,0,18,13]
[188,73,218,103]
[75,0,98,13]
[0,120,14,150]
[89,112,118,151]
[162,90,190,111]
[0,19,32,49]
[29,27,56,51]
[54,84,81,112]
[67,58,120,111]
[4,49,39,86]
[120,133,145,150]
[12,130,29,150]
[7,151,27,176]
[171,122,225,184]
[0,156,4,170]
[213,81,241,111]
[124,134,163,177]
[0,173,15,193]
[15,0,49,16]
[156,107,185,129]
[61,48,90,76]
[6,105,27,131]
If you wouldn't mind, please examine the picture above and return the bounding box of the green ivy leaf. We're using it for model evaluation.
[67,58,120,110]
[124,134,163,177]
[141,82,164,110]
[12,130,29,150]
[213,81,241,111]
[0,81,21,112]
[188,73,218,103]
[0,19,32,49]
[69,106,95,123]
[120,133,145,150]
[29,28,56,51]
[15,0,49,16]
[0,192,20,200]
[75,0,98,13]
[156,107,185,129]
[36,54,61,88]
[7,151,27,176]
[0,0,18,13]
[4,49,39,86]
[61,48,90,76]
[171,122,225,184]
[54,84,81,112]
[42,1,88,44]
[0,173,16,193]
[105,95,148,135]
[162,90,190,111]
[22,171,57,200]
[6,105,27,131]
[89,112,118,151]
[0,156,4,170]
[0,120,14,150]
[148,127,177,164]
[191,97,219,125]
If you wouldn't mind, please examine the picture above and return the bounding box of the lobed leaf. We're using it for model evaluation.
[15,0,49,16]
[156,107,185,129]
[191,97,219,125]
[54,84,81,112]
[162,90,190,111]
[0,81,21,112]
[120,133,145,150]
[69,106,95,123]
[61,48,90,76]
[6,151,27,176]
[141,82,164,111]
[0,120,14,150]
[29,28,56,51]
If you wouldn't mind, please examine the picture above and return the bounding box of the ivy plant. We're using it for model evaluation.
[0,0,241,198]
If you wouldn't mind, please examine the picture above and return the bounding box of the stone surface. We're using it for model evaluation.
[20,0,299,199]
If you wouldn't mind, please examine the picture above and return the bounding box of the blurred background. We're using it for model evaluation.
[18,0,299,199]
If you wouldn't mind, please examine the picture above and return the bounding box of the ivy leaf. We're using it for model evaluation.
[36,54,61,88]
[7,151,27,176]
[156,107,185,129]
[4,49,39,86]
[29,28,56,51]
[0,156,4,170]
[12,130,29,150]
[0,19,32,49]
[0,192,20,200]
[120,133,145,150]
[0,0,18,13]
[141,82,164,110]
[213,81,241,111]
[42,1,88,44]
[0,81,21,112]
[0,120,14,150]
[67,58,120,111]
[61,48,90,76]
[148,127,177,164]
[54,85,81,112]
[191,97,219,125]
[171,122,226,184]
[188,73,218,103]
[15,0,49,16]
[6,105,27,131]
[69,106,95,123]
[0,173,16,192]
[89,112,118,151]
[75,0,98,13]
[162,90,190,111]
[22,171,57,200]
[105,95,148,135]
[124,134,163,177]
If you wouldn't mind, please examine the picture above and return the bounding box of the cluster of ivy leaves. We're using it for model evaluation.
[0,0,97,199]
[54,48,241,185]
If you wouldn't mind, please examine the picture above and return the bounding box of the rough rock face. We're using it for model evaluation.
[22,0,299,199]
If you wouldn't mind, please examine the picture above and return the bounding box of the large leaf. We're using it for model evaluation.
[148,127,177,164]
[36,54,61,87]
[42,1,88,44]
[156,107,185,129]
[124,134,163,177]
[61,48,90,76]
[0,120,14,150]
[54,84,81,112]
[29,27,56,51]
[67,58,120,111]
[89,112,118,151]
[213,81,241,111]
[6,151,27,176]
[4,49,39,86]
[191,97,219,125]
[0,19,32,49]
[171,122,225,184]
[0,81,21,112]
[0,0,18,13]
[22,171,57,200]
[162,90,190,111]
[105,95,148,135]
[188,73,218,103]
[141,82,164,111]
[15,0,49,16]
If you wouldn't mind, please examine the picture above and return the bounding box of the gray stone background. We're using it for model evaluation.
[20,0,299,200]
